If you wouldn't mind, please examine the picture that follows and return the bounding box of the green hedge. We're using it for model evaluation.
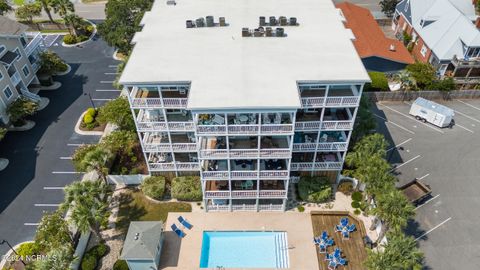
[81,244,108,270]
[298,176,332,203]
[171,176,202,201]
[141,176,166,200]
[364,72,389,91]
[113,260,129,270]
[351,191,363,201]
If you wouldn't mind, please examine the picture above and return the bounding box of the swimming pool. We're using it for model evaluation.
[199,231,290,268]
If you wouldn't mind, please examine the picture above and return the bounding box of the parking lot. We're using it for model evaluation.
[371,99,480,269]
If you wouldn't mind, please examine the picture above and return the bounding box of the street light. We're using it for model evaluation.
[83,92,96,109]
[0,239,26,266]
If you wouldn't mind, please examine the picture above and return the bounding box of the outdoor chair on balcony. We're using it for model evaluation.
[212,115,225,125]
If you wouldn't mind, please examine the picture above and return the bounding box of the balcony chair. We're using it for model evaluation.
[212,115,225,125]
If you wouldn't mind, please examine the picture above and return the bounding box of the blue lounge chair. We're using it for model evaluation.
[325,253,333,261]
[338,258,347,265]
[171,224,186,238]
[333,248,341,258]
[340,217,349,227]
[314,237,321,245]
[342,230,350,239]
[321,231,328,240]
[319,244,326,253]
[178,216,193,230]
[347,224,356,232]
[328,260,338,269]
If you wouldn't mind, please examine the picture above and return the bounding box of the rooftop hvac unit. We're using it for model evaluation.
[269,16,277,26]
[186,20,194,28]
[196,17,205,27]
[242,27,251,37]
[166,0,176,5]
[259,16,266,26]
[206,16,214,27]
[265,27,273,36]
[279,16,287,26]
[289,17,297,25]
[219,17,226,26]
[276,27,284,37]
[254,27,264,37]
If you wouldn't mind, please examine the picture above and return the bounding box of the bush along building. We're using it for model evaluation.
[119,0,370,211]
[0,17,44,125]
[392,0,480,88]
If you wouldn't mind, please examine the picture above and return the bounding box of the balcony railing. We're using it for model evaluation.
[231,171,258,179]
[197,125,227,135]
[131,98,187,108]
[204,190,287,198]
[231,204,257,211]
[25,32,43,56]
[232,190,258,198]
[175,162,199,171]
[143,143,171,152]
[149,162,175,171]
[259,149,291,158]
[198,149,291,159]
[137,121,195,132]
[169,122,195,131]
[205,190,230,198]
[258,204,283,211]
[230,149,259,158]
[207,205,230,211]
[227,125,259,134]
[295,120,354,131]
[290,162,343,171]
[293,142,348,151]
[293,143,317,151]
[301,96,360,107]
[10,72,21,85]
[201,171,229,180]
[199,149,228,159]
[259,190,287,197]
[197,124,293,135]
[171,143,197,152]
[149,162,198,171]
[260,124,293,134]
[259,170,289,178]
[301,97,325,107]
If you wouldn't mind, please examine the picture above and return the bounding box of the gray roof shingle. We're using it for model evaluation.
[120,221,164,260]
[0,16,29,36]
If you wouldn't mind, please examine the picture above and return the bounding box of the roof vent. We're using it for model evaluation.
[269,16,277,26]
[279,16,288,26]
[186,20,194,28]
[259,16,266,26]
[166,0,176,5]
[275,27,284,37]
[195,17,205,27]
[206,16,214,27]
[289,17,297,26]
[219,17,226,26]
[389,44,396,51]
[242,27,251,37]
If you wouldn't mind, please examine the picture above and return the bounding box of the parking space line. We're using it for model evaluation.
[390,155,421,171]
[383,104,444,134]
[34,203,61,207]
[457,100,480,111]
[67,143,84,146]
[108,65,118,68]
[455,123,474,133]
[60,156,72,160]
[24,223,39,226]
[418,173,430,180]
[373,113,415,134]
[452,109,480,123]
[387,138,412,152]
[415,217,452,241]
[96,89,120,92]
[104,72,119,75]
[100,81,114,84]
[43,187,65,190]
[52,171,83,174]
[415,194,440,210]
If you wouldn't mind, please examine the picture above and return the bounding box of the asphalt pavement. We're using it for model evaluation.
[0,35,119,256]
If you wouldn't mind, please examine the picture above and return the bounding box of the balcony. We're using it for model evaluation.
[131,88,187,108]
[149,162,176,171]
[10,72,21,85]
[299,85,360,108]
[290,162,342,171]
[149,162,199,171]
[25,32,43,56]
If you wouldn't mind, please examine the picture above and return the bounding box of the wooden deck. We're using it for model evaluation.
[311,211,368,270]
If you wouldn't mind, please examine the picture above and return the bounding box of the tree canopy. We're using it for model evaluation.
[379,0,398,17]
[0,0,13,16]
[97,97,135,131]
[15,3,42,23]
[406,62,436,89]
[34,210,73,253]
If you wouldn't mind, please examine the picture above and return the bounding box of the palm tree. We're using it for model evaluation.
[365,231,423,270]
[0,0,13,16]
[35,246,75,270]
[36,0,55,23]
[51,0,74,18]
[62,180,108,240]
[80,147,111,184]
[63,13,83,36]
[371,189,415,243]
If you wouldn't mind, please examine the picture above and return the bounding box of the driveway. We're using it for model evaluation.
[0,35,120,256]
[372,100,480,270]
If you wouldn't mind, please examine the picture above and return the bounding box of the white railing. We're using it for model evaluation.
[32,62,40,72]
[231,204,257,211]
[232,190,258,198]
[259,170,289,178]
[162,98,188,108]
[295,121,321,130]
[199,149,228,159]
[201,171,229,180]
[131,98,163,108]
[196,125,227,135]
[149,162,175,171]
[175,162,199,171]
[293,143,317,151]
[261,124,294,134]
[171,143,196,152]
[137,122,167,131]
[230,149,259,158]
[228,125,259,134]
[231,171,258,179]
[10,72,21,85]
[314,162,343,170]
[325,96,360,107]
[169,122,195,131]
[258,204,284,211]
[259,149,291,158]
[25,32,43,56]
[21,89,41,102]
[143,143,171,152]
[205,191,230,198]
[207,205,230,211]
[290,162,343,171]
[259,190,287,197]
[317,142,348,151]
[301,97,325,107]
[321,121,354,130]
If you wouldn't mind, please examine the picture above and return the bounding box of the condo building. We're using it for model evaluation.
[119,0,370,211]
[0,17,44,125]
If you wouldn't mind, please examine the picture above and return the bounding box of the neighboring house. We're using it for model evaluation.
[120,221,164,270]
[392,0,480,86]
[0,16,44,125]
[337,2,414,72]
[119,0,370,212]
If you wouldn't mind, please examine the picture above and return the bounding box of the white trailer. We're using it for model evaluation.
[409,97,454,128]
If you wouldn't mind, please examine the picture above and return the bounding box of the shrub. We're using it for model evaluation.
[406,62,436,89]
[83,114,94,124]
[351,201,361,208]
[72,144,98,171]
[81,252,97,270]
[407,42,414,52]
[297,205,305,212]
[16,242,38,257]
[297,176,332,203]
[354,209,361,215]
[86,108,97,117]
[141,176,166,200]
[171,176,202,201]
[366,72,389,91]
[337,181,354,195]
[351,191,363,202]
[113,260,129,270]
[78,35,89,42]
[7,97,39,125]
[85,25,95,35]
[63,34,77,44]
[93,243,108,257]
[39,50,68,75]
[97,97,135,131]
[402,31,412,46]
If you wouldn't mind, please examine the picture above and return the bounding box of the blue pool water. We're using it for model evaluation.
[199,231,289,268]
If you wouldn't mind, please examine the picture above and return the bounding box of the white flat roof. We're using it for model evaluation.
[119,0,370,110]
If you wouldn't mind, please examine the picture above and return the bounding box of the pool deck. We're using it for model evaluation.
[160,212,318,270]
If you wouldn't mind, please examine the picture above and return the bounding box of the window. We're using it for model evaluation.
[20,37,27,48]
[0,71,3,81]
[420,45,428,57]
[22,65,30,77]
[3,86,13,100]
[412,32,417,42]
[0,45,5,55]
[14,48,21,60]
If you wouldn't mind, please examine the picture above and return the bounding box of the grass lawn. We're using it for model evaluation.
[116,188,191,232]
[14,0,24,5]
